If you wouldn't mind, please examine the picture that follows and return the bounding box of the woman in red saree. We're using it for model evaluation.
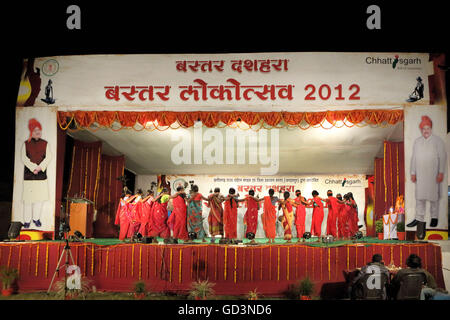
[346,192,359,236]
[292,190,308,242]
[207,188,225,243]
[167,186,189,242]
[262,188,278,244]
[127,189,144,239]
[223,188,245,240]
[115,189,133,241]
[243,190,262,243]
[335,193,349,239]
[138,190,154,237]
[308,190,326,237]
[149,189,170,239]
[279,191,294,243]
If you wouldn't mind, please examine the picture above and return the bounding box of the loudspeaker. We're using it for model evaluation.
[8,222,23,239]
[143,236,154,244]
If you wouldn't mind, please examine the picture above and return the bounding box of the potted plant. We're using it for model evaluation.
[133,280,147,299]
[0,266,19,296]
[188,280,215,300]
[298,276,315,300]
[53,276,91,300]
[247,288,259,300]
[375,219,384,240]
[396,221,405,240]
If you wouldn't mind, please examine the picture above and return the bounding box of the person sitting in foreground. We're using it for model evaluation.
[391,254,450,300]
[349,253,390,299]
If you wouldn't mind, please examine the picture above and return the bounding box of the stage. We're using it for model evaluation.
[0,237,445,297]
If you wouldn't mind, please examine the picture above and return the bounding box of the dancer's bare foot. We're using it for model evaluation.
[202,238,206,243]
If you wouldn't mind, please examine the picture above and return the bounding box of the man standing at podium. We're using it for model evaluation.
[21,118,52,229]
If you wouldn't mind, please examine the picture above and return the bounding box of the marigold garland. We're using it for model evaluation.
[7,246,12,268]
[139,245,142,280]
[35,244,39,276]
[287,247,290,281]
[224,247,227,281]
[91,245,94,276]
[214,246,218,281]
[347,246,350,270]
[179,249,182,283]
[169,247,173,282]
[45,244,49,277]
[277,247,280,281]
[18,245,22,275]
[251,248,254,281]
[28,244,32,275]
[105,248,109,277]
[328,248,331,281]
[234,247,237,284]
[131,245,134,277]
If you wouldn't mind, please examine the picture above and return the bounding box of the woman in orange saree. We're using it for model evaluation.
[262,188,278,244]
[279,191,294,243]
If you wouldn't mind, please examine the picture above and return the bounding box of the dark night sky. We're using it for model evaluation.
[2,1,449,201]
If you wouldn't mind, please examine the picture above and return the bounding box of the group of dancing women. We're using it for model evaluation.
[115,185,360,243]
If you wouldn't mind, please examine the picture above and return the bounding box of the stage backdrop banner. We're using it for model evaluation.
[12,107,57,233]
[164,174,367,239]
[404,105,448,239]
[16,53,433,111]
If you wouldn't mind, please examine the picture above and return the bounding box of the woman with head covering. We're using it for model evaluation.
[278,191,294,243]
[206,187,226,243]
[21,118,52,229]
[307,190,327,237]
[186,185,208,243]
[223,188,245,241]
[292,190,309,242]
[262,188,279,244]
[243,189,263,244]
[148,188,171,240]
[167,186,189,242]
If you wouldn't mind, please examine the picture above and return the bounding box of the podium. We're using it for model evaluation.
[67,198,94,238]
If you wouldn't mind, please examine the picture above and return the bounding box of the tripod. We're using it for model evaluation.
[47,237,76,298]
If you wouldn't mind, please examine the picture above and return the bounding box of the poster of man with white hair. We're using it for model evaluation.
[405,108,448,240]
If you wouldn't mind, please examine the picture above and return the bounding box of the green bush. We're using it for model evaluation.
[375,219,384,234]
[396,221,405,232]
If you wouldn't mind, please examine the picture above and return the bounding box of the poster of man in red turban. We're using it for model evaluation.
[408,115,447,237]
[21,118,52,229]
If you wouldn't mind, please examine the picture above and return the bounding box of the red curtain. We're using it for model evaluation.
[93,155,125,238]
[374,141,405,222]
[66,140,102,238]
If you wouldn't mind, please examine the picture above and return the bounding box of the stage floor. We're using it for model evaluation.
[24,236,424,246]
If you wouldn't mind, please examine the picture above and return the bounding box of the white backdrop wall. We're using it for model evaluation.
[165,174,367,239]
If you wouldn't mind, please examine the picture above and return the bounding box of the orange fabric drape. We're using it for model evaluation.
[57,110,404,131]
